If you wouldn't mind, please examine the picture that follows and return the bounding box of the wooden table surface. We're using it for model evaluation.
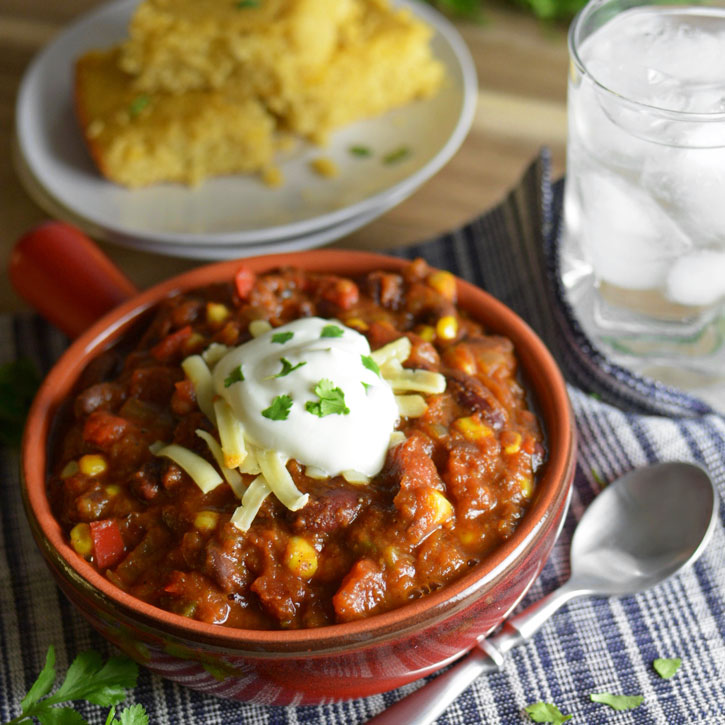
[0,0,569,314]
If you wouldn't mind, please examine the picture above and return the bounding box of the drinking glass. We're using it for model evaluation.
[562,0,725,397]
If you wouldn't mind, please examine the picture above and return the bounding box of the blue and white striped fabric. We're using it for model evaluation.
[1,152,723,724]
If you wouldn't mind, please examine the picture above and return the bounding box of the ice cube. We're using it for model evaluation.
[666,250,725,306]
[643,144,725,244]
[579,172,692,289]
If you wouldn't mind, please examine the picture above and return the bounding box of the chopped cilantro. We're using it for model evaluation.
[524,702,572,723]
[382,146,410,164]
[128,95,150,117]
[590,692,644,710]
[272,357,306,378]
[361,354,381,377]
[305,379,349,417]
[321,324,344,338]
[349,145,372,157]
[11,645,147,724]
[262,395,293,421]
[361,381,371,392]
[224,365,244,387]
[653,657,682,679]
[271,331,294,344]
[591,468,605,486]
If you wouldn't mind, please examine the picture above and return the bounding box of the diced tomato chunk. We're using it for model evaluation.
[82,410,130,449]
[150,325,192,362]
[234,265,256,300]
[89,519,125,569]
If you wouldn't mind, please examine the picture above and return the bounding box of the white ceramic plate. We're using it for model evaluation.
[12,136,400,260]
[15,0,476,253]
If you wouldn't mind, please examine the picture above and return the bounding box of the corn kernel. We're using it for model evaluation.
[104,485,121,497]
[415,325,436,343]
[344,317,368,332]
[60,461,79,479]
[194,510,219,532]
[458,528,479,546]
[427,270,456,301]
[436,315,458,340]
[518,475,533,498]
[79,454,107,477]
[70,523,93,557]
[502,431,522,455]
[426,489,454,526]
[453,416,493,442]
[284,536,318,579]
[206,302,230,325]
[184,332,205,353]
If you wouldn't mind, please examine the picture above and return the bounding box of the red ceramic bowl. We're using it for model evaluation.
[15,223,575,706]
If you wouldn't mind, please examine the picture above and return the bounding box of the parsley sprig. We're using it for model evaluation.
[262,394,293,421]
[268,358,306,379]
[524,702,571,723]
[224,365,244,387]
[305,379,349,417]
[4,646,147,725]
[271,331,294,344]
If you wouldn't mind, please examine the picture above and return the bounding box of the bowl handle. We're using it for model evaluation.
[9,221,139,339]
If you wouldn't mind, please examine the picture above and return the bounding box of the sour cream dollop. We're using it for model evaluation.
[212,317,399,478]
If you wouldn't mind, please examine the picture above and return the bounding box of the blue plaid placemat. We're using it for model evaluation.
[1,152,723,724]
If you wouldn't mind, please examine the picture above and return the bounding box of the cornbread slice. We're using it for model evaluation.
[75,48,276,187]
[119,0,357,94]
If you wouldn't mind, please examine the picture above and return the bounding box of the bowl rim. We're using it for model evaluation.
[22,248,574,650]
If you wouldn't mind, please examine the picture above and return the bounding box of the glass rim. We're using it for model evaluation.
[568,1,725,122]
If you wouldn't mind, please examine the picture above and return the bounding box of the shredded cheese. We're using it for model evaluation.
[181,355,216,422]
[195,429,245,499]
[230,475,272,532]
[395,394,428,418]
[150,442,223,493]
[256,449,309,511]
[213,398,247,469]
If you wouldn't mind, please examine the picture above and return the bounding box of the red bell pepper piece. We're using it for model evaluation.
[150,325,192,361]
[234,265,256,300]
[89,519,125,569]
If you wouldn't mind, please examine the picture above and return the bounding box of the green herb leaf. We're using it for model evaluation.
[273,358,306,378]
[524,701,572,723]
[271,331,294,344]
[262,395,293,420]
[15,646,146,725]
[234,0,260,7]
[128,95,150,117]
[224,365,244,387]
[382,147,410,164]
[653,657,682,679]
[117,704,149,725]
[0,358,41,447]
[361,381,371,392]
[21,646,57,712]
[349,145,372,157]
[590,692,644,710]
[361,354,381,377]
[305,379,349,418]
[320,324,344,338]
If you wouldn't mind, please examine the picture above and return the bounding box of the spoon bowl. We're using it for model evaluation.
[368,460,718,725]
[570,461,717,596]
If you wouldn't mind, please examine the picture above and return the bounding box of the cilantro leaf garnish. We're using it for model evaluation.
[305,379,349,417]
[272,357,306,378]
[262,395,293,420]
[524,702,572,723]
[382,146,410,164]
[128,95,150,117]
[590,692,644,710]
[361,381,371,392]
[271,331,294,344]
[653,657,682,679]
[12,645,146,724]
[361,354,381,377]
[224,365,244,387]
[0,358,41,447]
[320,324,344,338]
[349,145,372,157]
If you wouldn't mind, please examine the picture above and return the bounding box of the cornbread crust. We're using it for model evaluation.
[75,49,276,188]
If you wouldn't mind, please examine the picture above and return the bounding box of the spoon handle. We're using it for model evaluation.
[366,580,586,725]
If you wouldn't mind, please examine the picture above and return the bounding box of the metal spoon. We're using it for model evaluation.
[367,461,718,725]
